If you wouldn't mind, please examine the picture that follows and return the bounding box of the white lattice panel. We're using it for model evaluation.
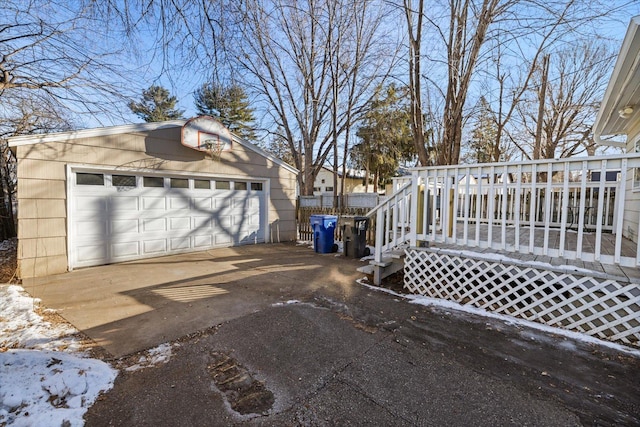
[404,248,640,347]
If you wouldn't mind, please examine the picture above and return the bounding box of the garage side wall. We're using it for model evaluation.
[16,126,297,279]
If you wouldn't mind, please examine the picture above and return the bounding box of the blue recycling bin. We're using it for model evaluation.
[310,214,338,253]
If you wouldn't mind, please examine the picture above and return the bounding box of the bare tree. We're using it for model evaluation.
[404,0,428,166]
[516,41,615,159]
[230,0,398,195]
[0,0,135,239]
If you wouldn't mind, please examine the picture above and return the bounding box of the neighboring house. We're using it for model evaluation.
[8,117,298,280]
[313,167,374,195]
[592,14,640,243]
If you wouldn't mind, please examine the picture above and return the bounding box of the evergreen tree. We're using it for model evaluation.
[352,84,414,191]
[194,82,257,141]
[261,129,295,167]
[129,85,184,122]
[466,97,499,164]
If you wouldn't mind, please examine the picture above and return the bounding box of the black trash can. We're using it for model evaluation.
[341,215,370,258]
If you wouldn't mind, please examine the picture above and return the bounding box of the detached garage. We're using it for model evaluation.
[9,117,299,279]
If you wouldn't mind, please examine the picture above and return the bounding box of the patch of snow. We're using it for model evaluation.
[0,350,117,426]
[124,343,173,372]
[356,278,640,357]
[0,285,117,426]
[272,300,301,307]
[0,238,16,252]
[0,285,80,353]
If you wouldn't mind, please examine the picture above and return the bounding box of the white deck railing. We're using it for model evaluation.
[371,154,640,267]
[367,182,412,264]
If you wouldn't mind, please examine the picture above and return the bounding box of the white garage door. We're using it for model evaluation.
[69,170,266,269]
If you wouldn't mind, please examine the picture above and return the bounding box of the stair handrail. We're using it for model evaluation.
[366,182,413,263]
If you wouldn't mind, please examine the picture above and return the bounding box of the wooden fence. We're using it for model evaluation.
[297,206,377,245]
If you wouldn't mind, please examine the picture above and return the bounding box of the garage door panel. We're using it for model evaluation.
[110,196,138,211]
[214,198,231,208]
[214,233,231,245]
[142,197,166,210]
[77,220,107,236]
[143,239,166,254]
[111,241,140,258]
[170,237,191,250]
[75,196,108,212]
[169,217,191,230]
[232,216,246,226]
[194,235,213,247]
[143,218,166,232]
[193,216,212,229]
[216,216,232,227]
[76,245,108,262]
[111,219,139,234]
[169,197,190,209]
[194,198,212,209]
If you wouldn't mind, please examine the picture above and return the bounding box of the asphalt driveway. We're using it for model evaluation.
[24,242,640,425]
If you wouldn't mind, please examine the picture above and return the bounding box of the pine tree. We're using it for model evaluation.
[129,85,184,122]
[194,82,257,141]
[353,84,414,191]
[467,97,499,164]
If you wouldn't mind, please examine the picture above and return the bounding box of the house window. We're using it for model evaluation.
[170,178,189,188]
[194,179,211,189]
[313,187,321,192]
[321,179,325,184]
[112,175,136,187]
[235,181,248,190]
[77,173,104,186]
[215,180,231,190]
[325,186,334,192]
[251,182,263,191]
[143,176,164,187]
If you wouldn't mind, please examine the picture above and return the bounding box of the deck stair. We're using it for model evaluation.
[358,247,407,284]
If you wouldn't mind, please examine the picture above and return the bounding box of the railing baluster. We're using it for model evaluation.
[614,158,627,264]
[463,167,471,245]
[543,162,553,255]
[595,160,607,261]
[440,170,447,243]
[514,164,522,252]
[559,162,570,257]
[501,164,508,249]
[487,166,495,248]
[576,161,587,259]
[529,164,536,254]
[430,169,438,243]
[392,189,399,246]
[476,166,482,246]
[422,171,429,241]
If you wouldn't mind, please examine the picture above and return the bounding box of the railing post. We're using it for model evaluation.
[410,170,419,247]
[375,207,384,263]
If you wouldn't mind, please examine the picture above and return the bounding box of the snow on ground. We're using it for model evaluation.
[0,285,117,426]
[357,277,640,358]
[123,343,174,372]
